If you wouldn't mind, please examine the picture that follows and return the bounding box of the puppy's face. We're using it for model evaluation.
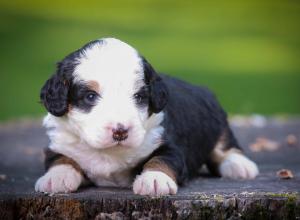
[41,38,168,149]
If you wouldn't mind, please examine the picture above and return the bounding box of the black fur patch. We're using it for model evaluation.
[141,57,168,114]
[40,40,102,116]
[160,75,239,181]
[40,73,70,117]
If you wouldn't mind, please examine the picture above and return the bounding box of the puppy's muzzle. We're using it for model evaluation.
[112,123,129,142]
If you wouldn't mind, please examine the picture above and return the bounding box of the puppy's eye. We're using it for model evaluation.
[84,92,98,104]
[134,94,142,103]
[134,92,148,104]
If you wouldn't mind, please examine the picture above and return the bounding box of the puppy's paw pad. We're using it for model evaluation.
[220,153,259,179]
[133,171,177,196]
[35,165,82,193]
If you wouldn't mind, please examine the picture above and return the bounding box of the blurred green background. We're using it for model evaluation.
[0,0,299,121]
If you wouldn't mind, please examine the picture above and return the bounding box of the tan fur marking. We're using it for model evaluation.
[143,157,177,182]
[68,104,73,111]
[210,136,242,164]
[87,80,100,93]
[52,156,84,176]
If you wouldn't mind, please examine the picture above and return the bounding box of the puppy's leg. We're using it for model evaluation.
[35,149,84,193]
[207,130,259,179]
[133,144,187,196]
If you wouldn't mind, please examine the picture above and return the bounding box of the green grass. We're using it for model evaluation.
[0,0,299,121]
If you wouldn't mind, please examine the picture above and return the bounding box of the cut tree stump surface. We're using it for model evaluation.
[0,117,299,219]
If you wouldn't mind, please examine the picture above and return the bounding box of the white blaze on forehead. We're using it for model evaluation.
[74,38,144,91]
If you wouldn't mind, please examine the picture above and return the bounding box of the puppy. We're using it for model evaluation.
[35,38,259,196]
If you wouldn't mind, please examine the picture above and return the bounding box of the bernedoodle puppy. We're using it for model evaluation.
[35,38,259,196]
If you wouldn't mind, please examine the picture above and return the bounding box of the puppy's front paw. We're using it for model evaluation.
[35,164,83,193]
[220,153,259,179]
[133,171,178,196]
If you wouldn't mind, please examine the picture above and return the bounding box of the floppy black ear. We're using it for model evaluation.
[40,69,70,117]
[142,57,168,113]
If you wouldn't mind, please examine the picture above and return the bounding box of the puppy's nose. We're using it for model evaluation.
[112,123,129,142]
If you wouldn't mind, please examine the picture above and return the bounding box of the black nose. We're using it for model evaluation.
[112,123,128,142]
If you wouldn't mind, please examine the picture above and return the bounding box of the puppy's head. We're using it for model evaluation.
[41,38,168,149]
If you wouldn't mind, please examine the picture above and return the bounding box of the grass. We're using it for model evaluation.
[0,0,299,121]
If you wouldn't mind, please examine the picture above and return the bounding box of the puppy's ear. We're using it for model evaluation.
[142,57,168,113]
[40,63,70,117]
